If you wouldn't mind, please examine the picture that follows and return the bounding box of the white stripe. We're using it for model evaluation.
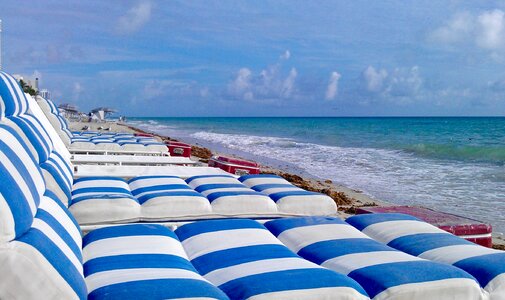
[260,187,301,195]
[419,244,499,265]
[458,233,492,239]
[362,220,446,244]
[182,228,283,260]
[278,224,370,253]
[86,268,206,293]
[73,179,129,190]
[83,235,188,263]
[129,178,187,190]
[248,287,369,300]
[31,218,83,273]
[322,251,421,275]
[71,192,131,199]
[205,257,319,286]
[200,188,253,196]
[485,273,505,295]
[134,189,195,199]
[0,193,15,241]
[39,196,82,249]
[241,178,290,187]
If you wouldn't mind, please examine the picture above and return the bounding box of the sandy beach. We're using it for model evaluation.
[69,120,505,250]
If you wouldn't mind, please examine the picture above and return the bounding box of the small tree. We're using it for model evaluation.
[19,79,37,96]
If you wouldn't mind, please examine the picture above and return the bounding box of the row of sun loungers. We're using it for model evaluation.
[1,70,504,299]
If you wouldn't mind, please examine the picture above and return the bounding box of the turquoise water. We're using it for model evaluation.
[129,117,505,233]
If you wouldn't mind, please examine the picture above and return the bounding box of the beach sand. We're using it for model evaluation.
[69,120,505,249]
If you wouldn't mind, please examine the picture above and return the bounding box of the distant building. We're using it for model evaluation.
[40,89,51,100]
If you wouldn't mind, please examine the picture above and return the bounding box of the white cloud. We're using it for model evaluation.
[280,50,291,60]
[73,82,83,101]
[362,66,388,92]
[116,1,152,35]
[228,64,299,103]
[430,9,505,51]
[325,71,341,100]
[476,9,505,49]
[359,66,423,104]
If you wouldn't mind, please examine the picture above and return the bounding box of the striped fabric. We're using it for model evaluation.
[83,224,229,300]
[346,213,505,298]
[40,150,74,205]
[1,193,87,299]
[239,174,337,215]
[265,216,484,300]
[128,175,212,220]
[175,218,369,300]
[186,175,278,216]
[0,124,44,242]
[69,177,140,224]
[0,71,29,118]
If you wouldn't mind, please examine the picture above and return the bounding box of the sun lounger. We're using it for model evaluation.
[239,174,337,215]
[175,218,369,300]
[346,213,505,298]
[0,122,229,299]
[83,224,229,299]
[70,153,198,166]
[264,216,484,300]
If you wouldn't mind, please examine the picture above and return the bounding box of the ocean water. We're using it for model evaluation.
[128,117,505,233]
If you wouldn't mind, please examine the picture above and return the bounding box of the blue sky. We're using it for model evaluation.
[2,0,505,116]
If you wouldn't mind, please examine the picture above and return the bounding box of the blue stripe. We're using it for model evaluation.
[130,184,191,196]
[88,278,229,300]
[454,253,505,288]
[73,176,127,184]
[250,183,294,192]
[51,151,73,184]
[349,260,477,298]
[388,233,472,256]
[194,183,247,193]
[137,191,206,205]
[206,191,264,203]
[83,224,177,247]
[269,190,321,202]
[175,219,265,242]
[36,209,82,262]
[299,238,393,265]
[18,228,87,299]
[346,213,420,231]
[0,73,25,116]
[190,244,298,276]
[219,268,367,299]
[238,174,283,182]
[40,159,72,198]
[185,174,234,183]
[84,254,196,276]
[9,116,50,162]
[264,216,345,236]
[44,190,82,235]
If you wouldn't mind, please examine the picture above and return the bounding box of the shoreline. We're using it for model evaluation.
[69,120,505,249]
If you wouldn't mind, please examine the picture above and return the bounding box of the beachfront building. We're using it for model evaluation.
[40,88,51,100]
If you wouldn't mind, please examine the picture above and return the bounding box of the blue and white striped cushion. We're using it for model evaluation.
[69,177,140,224]
[0,124,44,242]
[346,213,505,298]
[9,114,53,162]
[175,219,369,300]
[0,71,29,118]
[40,151,73,205]
[265,216,484,300]
[128,176,212,220]
[239,174,337,215]
[83,224,229,300]
[186,175,278,216]
[0,193,87,299]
